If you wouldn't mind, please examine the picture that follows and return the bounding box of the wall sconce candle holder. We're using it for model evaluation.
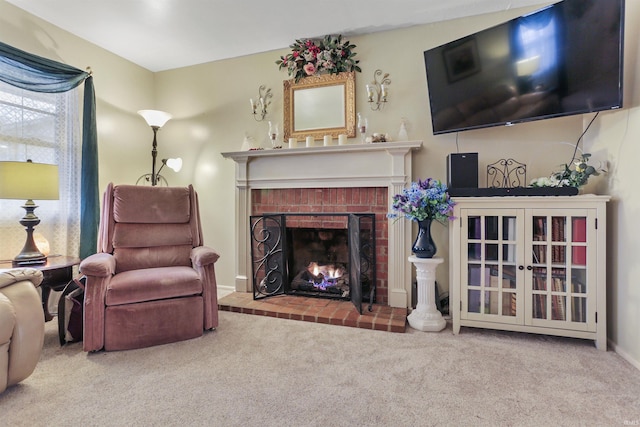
[250,85,272,121]
[366,69,391,111]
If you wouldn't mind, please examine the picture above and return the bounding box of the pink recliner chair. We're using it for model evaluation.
[0,268,44,393]
[79,183,220,352]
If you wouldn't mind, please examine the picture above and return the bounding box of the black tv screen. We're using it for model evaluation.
[424,0,624,135]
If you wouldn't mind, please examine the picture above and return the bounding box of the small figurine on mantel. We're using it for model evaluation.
[241,132,261,151]
[398,117,409,141]
[369,133,391,143]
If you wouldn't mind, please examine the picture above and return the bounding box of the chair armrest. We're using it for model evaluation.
[191,246,220,267]
[190,246,220,330]
[80,253,116,277]
[80,253,115,352]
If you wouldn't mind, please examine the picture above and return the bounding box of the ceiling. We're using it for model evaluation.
[6,0,551,72]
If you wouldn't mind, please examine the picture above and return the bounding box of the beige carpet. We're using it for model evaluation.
[2,311,640,426]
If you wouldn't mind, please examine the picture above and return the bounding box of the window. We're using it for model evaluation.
[0,80,81,261]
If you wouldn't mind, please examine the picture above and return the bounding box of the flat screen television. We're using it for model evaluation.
[424,0,624,135]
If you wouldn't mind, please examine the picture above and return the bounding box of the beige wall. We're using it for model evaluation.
[2,0,638,367]
[154,6,583,296]
[597,0,640,368]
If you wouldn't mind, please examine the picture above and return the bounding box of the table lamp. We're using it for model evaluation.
[0,160,60,266]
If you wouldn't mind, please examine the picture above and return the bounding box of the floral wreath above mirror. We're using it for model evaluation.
[276,35,361,82]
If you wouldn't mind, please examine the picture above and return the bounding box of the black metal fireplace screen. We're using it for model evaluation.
[249,213,376,313]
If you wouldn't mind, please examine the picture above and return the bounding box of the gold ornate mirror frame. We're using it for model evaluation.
[283,71,356,140]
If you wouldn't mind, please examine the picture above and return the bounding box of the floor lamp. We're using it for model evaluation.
[0,160,59,266]
[136,157,183,186]
[138,109,172,186]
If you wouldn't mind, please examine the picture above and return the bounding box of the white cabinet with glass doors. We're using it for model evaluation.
[449,195,609,350]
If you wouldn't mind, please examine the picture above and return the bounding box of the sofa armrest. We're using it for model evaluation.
[80,253,116,278]
[0,273,44,390]
[190,246,220,267]
[0,268,44,290]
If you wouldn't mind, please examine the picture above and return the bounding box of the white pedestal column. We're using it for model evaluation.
[407,256,446,332]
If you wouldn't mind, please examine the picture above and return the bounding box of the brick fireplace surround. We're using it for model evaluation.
[221,141,422,329]
[252,187,388,303]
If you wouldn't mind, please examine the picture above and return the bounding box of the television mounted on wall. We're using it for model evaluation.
[424,0,625,135]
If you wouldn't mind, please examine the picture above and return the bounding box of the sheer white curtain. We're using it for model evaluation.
[0,81,82,262]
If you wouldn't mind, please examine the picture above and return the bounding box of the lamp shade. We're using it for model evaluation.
[165,157,182,172]
[0,161,59,200]
[138,109,172,128]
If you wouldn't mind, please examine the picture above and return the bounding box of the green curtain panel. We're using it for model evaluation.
[0,40,99,259]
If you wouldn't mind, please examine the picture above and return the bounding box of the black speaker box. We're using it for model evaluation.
[447,153,478,189]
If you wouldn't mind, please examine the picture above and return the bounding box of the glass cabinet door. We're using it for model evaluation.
[462,210,522,323]
[527,210,594,329]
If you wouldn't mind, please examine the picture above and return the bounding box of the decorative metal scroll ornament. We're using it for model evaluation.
[487,158,527,188]
[250,215,285,298]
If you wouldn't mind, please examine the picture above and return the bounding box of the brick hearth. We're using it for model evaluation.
[219,292,407,333]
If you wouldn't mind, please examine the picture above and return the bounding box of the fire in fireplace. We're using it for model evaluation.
[290,261,348,296]
[288,227,350,298]
[249,213,375,313]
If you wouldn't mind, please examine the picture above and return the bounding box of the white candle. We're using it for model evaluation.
[323,135,331,146]
[306,136,313,147]
[289,137,296,147]
[338,134,347,145]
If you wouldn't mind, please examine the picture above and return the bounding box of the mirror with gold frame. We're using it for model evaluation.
[283,71,356,140]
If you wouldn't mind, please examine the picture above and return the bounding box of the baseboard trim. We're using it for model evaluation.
[609,339,640,371]
[217,285,235,299]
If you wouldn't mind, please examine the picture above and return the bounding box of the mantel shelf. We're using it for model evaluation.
[221,140,423,162]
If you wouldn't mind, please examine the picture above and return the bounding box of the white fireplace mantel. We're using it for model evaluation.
[222,140,422,308]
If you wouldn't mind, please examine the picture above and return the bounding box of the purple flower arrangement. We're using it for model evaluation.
[388,178,456,223]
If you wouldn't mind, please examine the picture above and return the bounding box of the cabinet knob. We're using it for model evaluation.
[527,265,533,271]
[518,265,524,270]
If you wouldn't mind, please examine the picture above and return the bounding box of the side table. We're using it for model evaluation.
[407,256,446,332]
[0,255,80,321]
